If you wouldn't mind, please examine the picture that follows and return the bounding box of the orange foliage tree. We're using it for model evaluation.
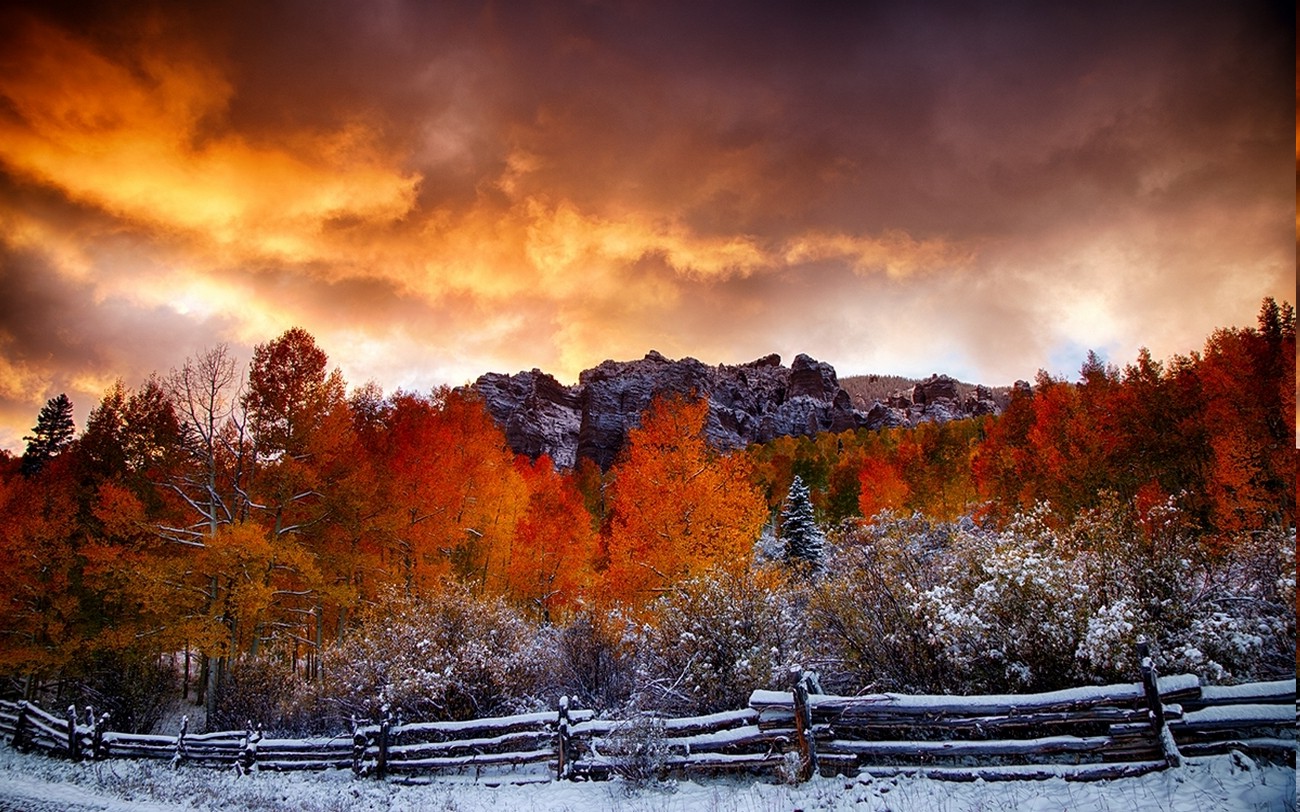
[603,395,766,607]
[503,456,596,621]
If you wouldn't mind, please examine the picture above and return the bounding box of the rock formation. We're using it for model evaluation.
[471,352,1002,469]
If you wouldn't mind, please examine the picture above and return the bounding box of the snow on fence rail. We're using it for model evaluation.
[0,669,1292,785]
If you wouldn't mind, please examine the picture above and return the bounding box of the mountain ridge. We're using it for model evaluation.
[470,352,1005,469]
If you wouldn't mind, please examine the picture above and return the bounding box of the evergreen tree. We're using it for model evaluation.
[780,475,825,572]
[21,393,76,476]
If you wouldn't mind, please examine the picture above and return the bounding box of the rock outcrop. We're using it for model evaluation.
[471,352,1001,469]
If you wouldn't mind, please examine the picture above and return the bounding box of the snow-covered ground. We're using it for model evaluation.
[0,747,1292,812]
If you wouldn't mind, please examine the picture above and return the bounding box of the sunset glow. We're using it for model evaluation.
[0,2,1292,450]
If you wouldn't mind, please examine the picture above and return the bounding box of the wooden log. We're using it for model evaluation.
[661,724,782,754]
[172,715,189,768]
[26,715,69,747]
[856,760,1168,783]
[64,705,81,762]
[237,723,261,775]
[375,710,391,780]
[822,734,1116,759]
[1172,703,1295,732]
[1177,738,1298,757]
[388,731,553,759]
[397,709,586,740]
[661,709,760,735]
[85,707,107,761]
[252,757,356,772]
[825,705,1155,734]
[750,675,1202,719]
[1183,679,1296,711]
[384,748,555,772]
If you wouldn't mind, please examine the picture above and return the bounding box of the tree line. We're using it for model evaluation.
[0,300,1292,731]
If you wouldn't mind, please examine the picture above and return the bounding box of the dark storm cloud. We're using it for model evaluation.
[0,0,1291,450]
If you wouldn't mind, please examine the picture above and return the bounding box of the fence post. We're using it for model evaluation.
[375,706,391,780]
[790,668,819,782]
[65,705,80,762]
[238,721,261,775]
[351,715,367,777]
[556,695,573,780]
[89,708,108,761]
[172,714,189,768]
[1138,641,1183,768]
[11,701,28,751]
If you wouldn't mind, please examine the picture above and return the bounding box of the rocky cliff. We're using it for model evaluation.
[472,353,1000,469]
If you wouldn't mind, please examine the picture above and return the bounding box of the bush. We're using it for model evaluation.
[921,506,1090,691]
[807,513,955,693]
[64,649,176,734]
[210,655,296,733]
[552,608,637,712]
[315,584,549,726]
[811,499,1295,694]
[634,566,802,715]
[602,714,670,792]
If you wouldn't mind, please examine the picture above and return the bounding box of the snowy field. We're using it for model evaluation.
[0,747,1292,812]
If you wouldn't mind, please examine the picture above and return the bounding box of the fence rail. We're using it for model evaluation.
[2,669,1293,785]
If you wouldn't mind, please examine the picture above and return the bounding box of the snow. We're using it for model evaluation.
[1198,680,1297,704]
[0,746,1292,812]
[751,673,1203,716]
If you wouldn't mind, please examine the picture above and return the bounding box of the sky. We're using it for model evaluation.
[0,1,1293,453]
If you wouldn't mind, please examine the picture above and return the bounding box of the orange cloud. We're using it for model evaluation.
[0,15,419,264]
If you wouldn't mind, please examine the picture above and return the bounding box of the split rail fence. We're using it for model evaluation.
[1,666,1293,785]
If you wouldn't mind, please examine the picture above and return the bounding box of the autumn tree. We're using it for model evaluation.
[603,395,767,606]
[243,327,341,460]
[375,388,524,597]
[857,455,910,521]
[504,456,596,620]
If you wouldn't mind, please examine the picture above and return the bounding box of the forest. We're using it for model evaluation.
[0,298,1293,736]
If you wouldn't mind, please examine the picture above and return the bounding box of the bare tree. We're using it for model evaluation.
[162,345,250,721]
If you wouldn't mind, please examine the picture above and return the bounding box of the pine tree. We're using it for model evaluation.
[21,393,75,476]
[780,475,824,573]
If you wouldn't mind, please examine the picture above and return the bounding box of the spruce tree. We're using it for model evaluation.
[21,393,76,476]
[780,475,825,573]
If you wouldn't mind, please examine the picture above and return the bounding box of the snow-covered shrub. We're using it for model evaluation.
[1075,598,1141,678]
[1067,495,1294,684]
[552,607,638,712]
[634,566,802,715]
[211,655,297,733]
[920,509,1091,691]
[806,513,954,693]
[602,714,671,791]
[315,584,548,725]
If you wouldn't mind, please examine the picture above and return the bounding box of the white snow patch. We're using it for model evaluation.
[0,745,1292,811]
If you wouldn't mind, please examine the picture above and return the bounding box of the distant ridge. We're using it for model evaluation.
[470,353,1005,469]
[840,374,1012,413]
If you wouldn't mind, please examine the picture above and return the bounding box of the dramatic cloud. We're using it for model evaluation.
[0,1,1291,452]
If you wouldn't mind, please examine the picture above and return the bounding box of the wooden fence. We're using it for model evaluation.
[1,668,1293,785]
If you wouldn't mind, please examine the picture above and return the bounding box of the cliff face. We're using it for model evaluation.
[472,352,998,469]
